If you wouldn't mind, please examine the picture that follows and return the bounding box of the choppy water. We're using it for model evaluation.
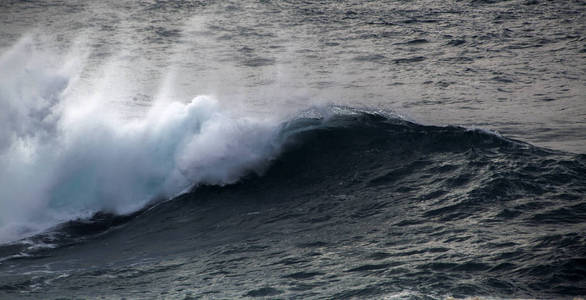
[0,0,585,299]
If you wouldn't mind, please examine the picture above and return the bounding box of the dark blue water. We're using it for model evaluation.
[0,0,585,299]
[1,110,585,299]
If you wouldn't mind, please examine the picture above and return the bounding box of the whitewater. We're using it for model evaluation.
[0,37,289,243]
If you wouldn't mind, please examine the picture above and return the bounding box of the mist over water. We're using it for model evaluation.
[0,0,585,299]
[0,37,285,243]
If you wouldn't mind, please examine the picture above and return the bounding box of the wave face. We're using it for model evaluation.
[0,38,281,243]
[1,111,584,299]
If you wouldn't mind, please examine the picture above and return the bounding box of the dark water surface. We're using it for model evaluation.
[1,111,585,299]
[0,0,585,299]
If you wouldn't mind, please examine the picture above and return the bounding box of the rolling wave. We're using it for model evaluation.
[1,110,584,298]
[3,109,584,252]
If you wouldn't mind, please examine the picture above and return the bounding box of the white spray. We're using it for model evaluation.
[0,37,281,243]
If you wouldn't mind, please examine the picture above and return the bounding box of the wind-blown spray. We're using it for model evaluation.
[0,37,281,243]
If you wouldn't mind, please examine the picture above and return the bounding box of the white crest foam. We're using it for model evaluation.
[0,37,281,243]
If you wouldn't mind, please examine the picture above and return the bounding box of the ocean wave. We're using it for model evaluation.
[1,108,584,297]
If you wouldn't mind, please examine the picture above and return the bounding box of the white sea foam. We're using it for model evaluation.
[0,37,281,243]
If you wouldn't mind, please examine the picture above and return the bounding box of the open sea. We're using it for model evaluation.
[0,0,585,299]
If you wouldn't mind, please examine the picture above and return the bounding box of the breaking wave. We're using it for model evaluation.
[0,37,282,243]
